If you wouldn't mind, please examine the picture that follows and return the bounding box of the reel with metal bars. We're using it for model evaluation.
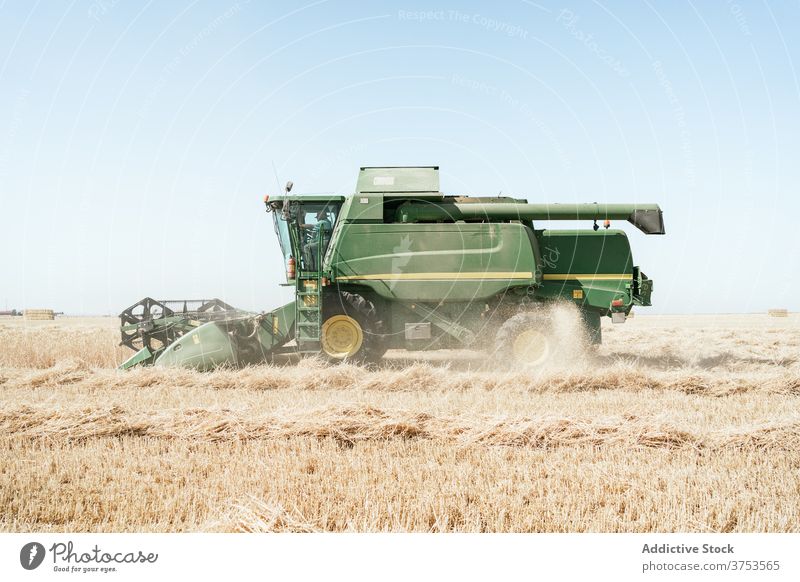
[119,297,239,353]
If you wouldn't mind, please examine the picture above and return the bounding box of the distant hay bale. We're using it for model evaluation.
[24,309,55,321]
[768,309,789,318]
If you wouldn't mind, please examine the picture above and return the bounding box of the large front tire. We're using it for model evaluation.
[321,292,386,363]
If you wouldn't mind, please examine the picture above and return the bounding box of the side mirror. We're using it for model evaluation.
[285,181,293,193]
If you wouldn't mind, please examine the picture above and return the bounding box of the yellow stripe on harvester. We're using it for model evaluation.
[542,274,631,281]
[336,271,533,281]
[335,272,632,282]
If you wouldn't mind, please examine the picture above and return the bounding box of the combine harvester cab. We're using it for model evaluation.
[119,166,664,370]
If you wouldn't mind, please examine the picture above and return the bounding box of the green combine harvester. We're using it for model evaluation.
[119,166,664,370]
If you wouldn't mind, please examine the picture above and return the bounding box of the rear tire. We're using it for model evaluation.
[495,311,553,366]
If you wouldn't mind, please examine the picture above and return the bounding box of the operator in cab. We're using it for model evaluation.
[301,207,332,270]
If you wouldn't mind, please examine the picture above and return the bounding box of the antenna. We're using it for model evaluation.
[271,161,282,194]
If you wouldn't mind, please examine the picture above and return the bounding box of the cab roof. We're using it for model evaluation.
[268,194,345,203]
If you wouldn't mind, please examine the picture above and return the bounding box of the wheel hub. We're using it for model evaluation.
[512,329,550,365]
[321,315,363,358]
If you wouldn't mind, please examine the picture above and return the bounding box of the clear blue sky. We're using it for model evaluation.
[1,0,798,314]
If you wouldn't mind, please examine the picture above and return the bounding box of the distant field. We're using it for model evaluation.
[1,314,798,532]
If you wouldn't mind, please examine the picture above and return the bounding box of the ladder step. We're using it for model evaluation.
[295,274,322,355]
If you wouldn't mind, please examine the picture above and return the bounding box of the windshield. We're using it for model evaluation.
[273,212,293,264]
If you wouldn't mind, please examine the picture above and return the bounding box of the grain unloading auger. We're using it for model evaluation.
[119,166,664,371]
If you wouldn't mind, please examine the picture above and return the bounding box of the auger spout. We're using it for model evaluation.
[395,202,665,234]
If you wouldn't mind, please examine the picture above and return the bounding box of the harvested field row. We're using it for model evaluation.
[2,437,798,532]
[2,403,799,450]
[2,359,800,397]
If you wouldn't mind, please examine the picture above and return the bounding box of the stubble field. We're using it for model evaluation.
[1,313,798,532]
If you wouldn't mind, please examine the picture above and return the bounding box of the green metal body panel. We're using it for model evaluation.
[256,300,296,350]
[154,321,238,370]
[534,229,641,314]
[328,222,538,302]
[537,229,634,275]
[336,193,383,222]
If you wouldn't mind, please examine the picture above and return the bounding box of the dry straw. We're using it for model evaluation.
[1,314,799,532]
